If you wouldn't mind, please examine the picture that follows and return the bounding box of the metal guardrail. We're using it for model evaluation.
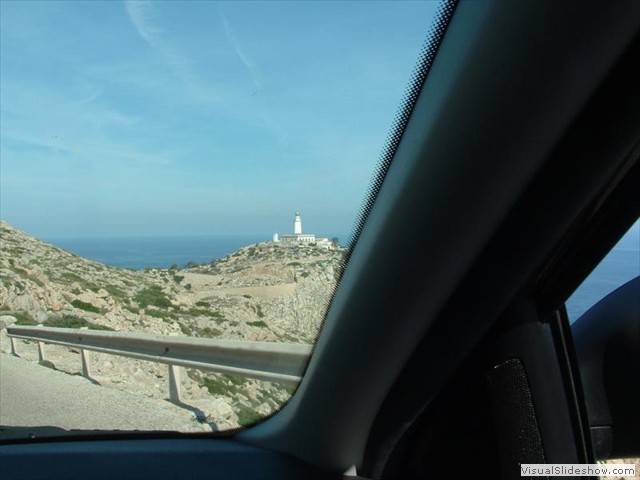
[6,325,311,402]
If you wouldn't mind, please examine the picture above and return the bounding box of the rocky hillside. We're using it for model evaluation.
[0,220,345,431]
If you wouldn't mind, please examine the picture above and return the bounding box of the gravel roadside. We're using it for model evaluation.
[0,353,211,434]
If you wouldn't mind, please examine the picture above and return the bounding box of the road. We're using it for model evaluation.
[0,353,211,434]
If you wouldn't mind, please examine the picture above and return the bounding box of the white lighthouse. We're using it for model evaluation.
[275,212,333,248]
[294,212,302,235]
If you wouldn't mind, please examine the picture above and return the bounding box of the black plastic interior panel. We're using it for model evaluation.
[0,438,340,480]
[364,298,585,480]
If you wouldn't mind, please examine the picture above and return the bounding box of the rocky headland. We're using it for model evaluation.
[0,220,345,431]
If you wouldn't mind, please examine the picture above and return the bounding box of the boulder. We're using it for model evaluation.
[187,398,239,431]
[0,315,17,330]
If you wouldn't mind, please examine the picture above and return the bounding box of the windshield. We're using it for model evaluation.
[0,0,439,437]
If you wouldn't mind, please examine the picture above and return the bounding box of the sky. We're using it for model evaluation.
[0,0,439,238]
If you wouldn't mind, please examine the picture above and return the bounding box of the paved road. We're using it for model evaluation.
[0,353,210,434]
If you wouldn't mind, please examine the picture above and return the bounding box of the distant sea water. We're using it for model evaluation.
[42,235,268,271]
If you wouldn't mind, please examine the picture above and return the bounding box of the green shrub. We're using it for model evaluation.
[247,320,267,328]
[104,285,126,299]
[0,275,12,289]
[13,311,38,326]
[200,377,227,396]
[12,267,45,287]
[57,272,99,291]
[173,275,184,284]
[71,299,100,313]
[86,322,115,331]
[200,374,247,396]
[184,307,204,317]
[178,322,193,336]
[222,374,247,386]
[236,405,263,427]
[134,286,172,309]
[280,384,297,395]
[195,301,209,307]
[178,321,221,338]
[44,315,114,331]
[13,267,29,277]
[59,271,83,283]
[256,305,265,318]
[198,326,221,338]
[184,284,192,291]
[145,309,165,319]
[185,307,223,318]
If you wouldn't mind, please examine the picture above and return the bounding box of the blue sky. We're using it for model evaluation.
[0,0,438,238]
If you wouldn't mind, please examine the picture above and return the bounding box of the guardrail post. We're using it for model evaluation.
[10,337,18,356]
[81,349,92,378]
[38,341,46,362]
[168,364,182,403]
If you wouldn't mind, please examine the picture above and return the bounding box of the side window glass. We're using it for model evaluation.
[566,220,639,479]
[565,220,639,323]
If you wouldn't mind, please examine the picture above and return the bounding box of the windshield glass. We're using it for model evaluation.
[0,0,439,437]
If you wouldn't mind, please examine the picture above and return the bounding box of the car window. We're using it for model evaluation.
[565,220,639,323]
[566,220,639,479]
[0,0,442,437]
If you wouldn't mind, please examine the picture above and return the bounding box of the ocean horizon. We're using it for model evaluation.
[42,233,348,271]
[42,234,271,271]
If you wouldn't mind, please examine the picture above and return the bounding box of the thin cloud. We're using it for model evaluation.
[125,1,162,49]
[219,9,289,148]
[221,10,262,93]
[124,1,217,103]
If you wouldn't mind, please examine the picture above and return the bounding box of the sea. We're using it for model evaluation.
[42,235,268,271]
[43,224,638,324]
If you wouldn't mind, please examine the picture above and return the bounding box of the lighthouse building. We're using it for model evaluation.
[274,212,333,248]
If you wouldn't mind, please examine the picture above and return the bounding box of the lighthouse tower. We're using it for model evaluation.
[276,211,331,247]
[294,212,302,235]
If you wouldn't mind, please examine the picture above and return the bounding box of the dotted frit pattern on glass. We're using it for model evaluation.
[346,0,458,254]
[309,0,459,357]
